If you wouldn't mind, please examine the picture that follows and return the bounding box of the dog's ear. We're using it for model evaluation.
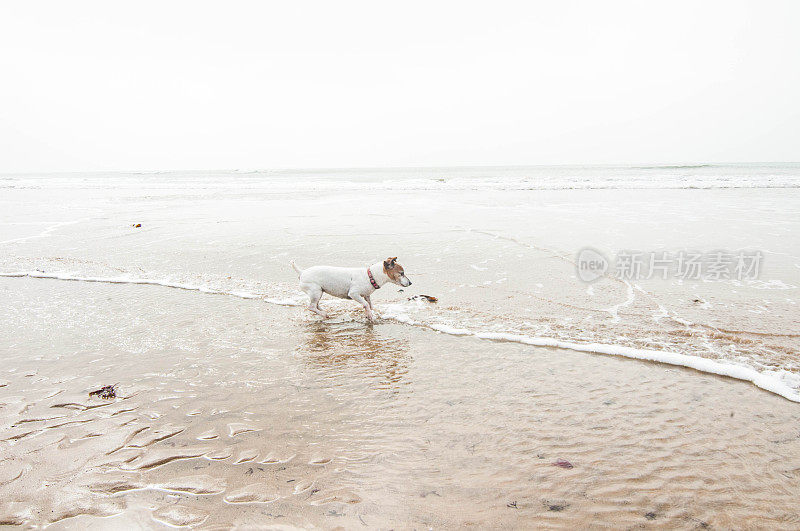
[384,257,397,269]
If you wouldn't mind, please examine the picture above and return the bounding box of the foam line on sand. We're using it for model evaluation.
[380,306,800,403]
[3,271,798,403]
[0,271,302,306]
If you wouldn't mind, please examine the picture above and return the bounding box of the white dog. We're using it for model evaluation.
[291,257,412,322]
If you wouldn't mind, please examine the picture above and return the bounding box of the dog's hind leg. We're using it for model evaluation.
[301,283,329,319]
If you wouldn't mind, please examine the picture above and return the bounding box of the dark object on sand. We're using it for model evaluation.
[408,294,438,303]
[506,501,518,509]
[553,458,573,469]
[645,512,657,520]
[89,384,117,400]
[132,223,141,228]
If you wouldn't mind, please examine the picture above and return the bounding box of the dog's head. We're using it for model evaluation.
[383,257,412,287]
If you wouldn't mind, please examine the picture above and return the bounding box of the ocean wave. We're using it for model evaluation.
[2,167,800,192]
[7,179,800,191]
[3,271,798,403]
[379,303,800,403]
[0,271,304,306]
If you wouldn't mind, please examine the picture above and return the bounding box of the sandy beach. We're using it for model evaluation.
[1,166,800,528]
[3,0,800,526]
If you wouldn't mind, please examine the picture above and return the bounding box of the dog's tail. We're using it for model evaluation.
[290,260,303,278]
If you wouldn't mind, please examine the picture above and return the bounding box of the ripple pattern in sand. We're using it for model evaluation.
[1,276,799,528]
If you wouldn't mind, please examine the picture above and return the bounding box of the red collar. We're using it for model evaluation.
[367,267,380,289]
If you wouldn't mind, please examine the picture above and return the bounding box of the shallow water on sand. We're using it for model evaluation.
[1,168,800,527]
[1,278,800,528]
[2,170,799,397]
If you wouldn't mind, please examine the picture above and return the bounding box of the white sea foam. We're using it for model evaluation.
[652,305,670,322]
[378,303,800,403]
[2,271,799,403]
[603,280,635,322]
[3,165,800,192]
[0,271,303,306]
[0,219,84,245]
[747,279,798,290]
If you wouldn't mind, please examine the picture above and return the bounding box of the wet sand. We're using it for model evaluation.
[1,277,800,528]
[1,168,799,527]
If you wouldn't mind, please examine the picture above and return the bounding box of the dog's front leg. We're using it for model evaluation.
[364,295,380,317]
[349,291,374,322]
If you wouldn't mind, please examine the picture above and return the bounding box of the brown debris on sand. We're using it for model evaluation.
[408,294,438,303]
[89,385,117,400]
[552,459,573,469]
[132,223,141,228]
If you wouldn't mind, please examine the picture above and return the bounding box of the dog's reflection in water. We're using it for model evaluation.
[299,321,410,390]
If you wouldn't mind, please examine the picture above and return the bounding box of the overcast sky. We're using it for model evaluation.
[1,1,798,172]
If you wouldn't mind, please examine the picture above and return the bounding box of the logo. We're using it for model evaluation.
[576,247,608,283]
